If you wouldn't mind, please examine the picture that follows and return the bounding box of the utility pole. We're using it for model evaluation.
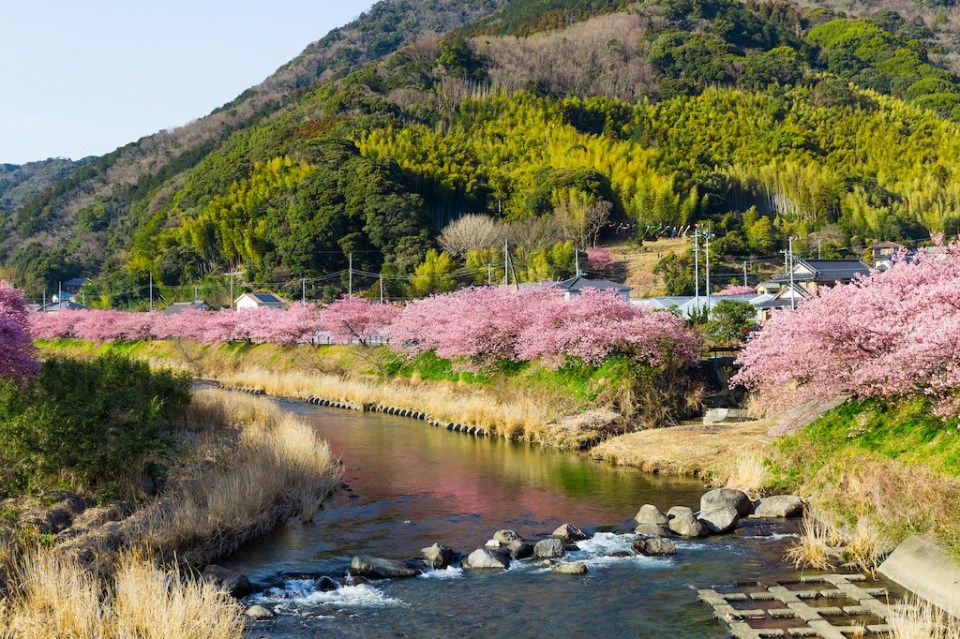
[788,236,797,310]
[817,238,822,260]
[487,262,492,286]
[348,253,353,296]
[503,240,509,287]
[230,276,234,310]
[302,278,306,302]
[692,227,701,308]
[379,274,384,303]
[194,285,199,302]
[58,281,62,304]
[704,229,713,312]
[575,248,581,278]
[743,261,748,287]
[149,273,153,311]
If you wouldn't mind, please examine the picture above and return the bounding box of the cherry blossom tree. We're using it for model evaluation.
[0,281,39,381]
[714,284,755,296]
[316,297,400,345]
[734,242,960,419]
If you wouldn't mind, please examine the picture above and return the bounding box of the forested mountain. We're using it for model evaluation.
[0,158,91,212]
[6,0,960,305]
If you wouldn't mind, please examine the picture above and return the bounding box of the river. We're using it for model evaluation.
[222,397,803,638]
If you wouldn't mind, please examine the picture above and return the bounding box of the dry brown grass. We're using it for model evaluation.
[128,389,340,564]
[843,518,893,575]
[0,551,243,639]
[785,515,840,571]
[715,449,770,498]
[216,366,557,442]
[887,597,960,639]
[590,418,772,476]
[607,238,689,297]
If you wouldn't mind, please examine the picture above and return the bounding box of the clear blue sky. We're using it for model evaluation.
[0,1,377,164]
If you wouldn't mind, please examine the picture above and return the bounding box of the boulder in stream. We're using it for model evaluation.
[635,504,669,525]
[462,548,511,570]
[201,565,252,598]
[700,488,753,517]
[753,495,804,518]
[350,555,422,579]
[506,540,533,559]
[421,543,455,570]
[246,605,275,620]
[552,562,588,575]
[314,575,340,592]
[552,523,589,542]
[633,536,677,556]
[493,530,524,544]
[697,506,740,535]
[666,508,707,538]
[533,537,566,560]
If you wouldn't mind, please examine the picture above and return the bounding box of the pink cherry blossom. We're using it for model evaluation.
[0,280,39,381]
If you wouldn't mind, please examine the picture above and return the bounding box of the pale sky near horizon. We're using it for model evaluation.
[0,1,378,165]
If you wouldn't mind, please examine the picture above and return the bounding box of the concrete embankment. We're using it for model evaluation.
[879,536,960,618]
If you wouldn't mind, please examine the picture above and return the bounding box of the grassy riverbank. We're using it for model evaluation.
[1,354,340,637]
[37,339,700,448]
[765,398,960,558]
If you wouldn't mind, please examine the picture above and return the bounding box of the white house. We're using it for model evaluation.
[234,292,287,311]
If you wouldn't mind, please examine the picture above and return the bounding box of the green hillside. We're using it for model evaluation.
[6,0,960,304]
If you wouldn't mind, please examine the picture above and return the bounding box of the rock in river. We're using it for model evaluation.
[201,565,252,598]
[634,523,671,538]
[494,530,524,544]
[552,523,589,542]
[552,562,588,575]
[666,508,707,538]
[633,536,677,556]
[246,605,275,620]
[350,555,422,579]
[697,506,740,534]
[700,488,753,517]
[635,504,669,525]
[754,495,804,518]
[462,548,511,570]
[421,543,455,569]
[533,537,566,560]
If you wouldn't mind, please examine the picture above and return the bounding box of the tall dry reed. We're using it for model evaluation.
[785,515,840,571]
[0,551,243,639]
[131,388,341,563]
[887,597,960,639]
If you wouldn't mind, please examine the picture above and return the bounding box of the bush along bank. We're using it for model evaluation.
[0,358,341,637]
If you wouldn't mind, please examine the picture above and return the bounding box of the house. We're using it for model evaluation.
[61,277,91,293]
[51,291,76,303]
[556,276,631,301]
[162,300,211,315]
[872,242,905,272]
[755,283,809,321]
[772,259,871,296]
[234,292,287,311]
[754,281,781,296]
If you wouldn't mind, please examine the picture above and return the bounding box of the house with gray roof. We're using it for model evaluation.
[556,276,631,301]
[773,259,871,296]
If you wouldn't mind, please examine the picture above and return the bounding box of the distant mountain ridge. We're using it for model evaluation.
[7,0,960,305]
[0,158,91,212]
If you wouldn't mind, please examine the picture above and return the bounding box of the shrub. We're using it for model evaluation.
[0,354,190,498]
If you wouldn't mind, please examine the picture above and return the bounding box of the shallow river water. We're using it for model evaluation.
[223,398,804,639]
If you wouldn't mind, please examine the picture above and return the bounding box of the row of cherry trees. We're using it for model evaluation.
[30,287,700,369]
[734,243,960,418]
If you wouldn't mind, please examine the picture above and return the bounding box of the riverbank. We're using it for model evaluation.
[37,339,686,448]
[0,386,341,637]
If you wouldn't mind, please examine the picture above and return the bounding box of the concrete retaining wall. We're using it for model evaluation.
[878,535,960,618]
